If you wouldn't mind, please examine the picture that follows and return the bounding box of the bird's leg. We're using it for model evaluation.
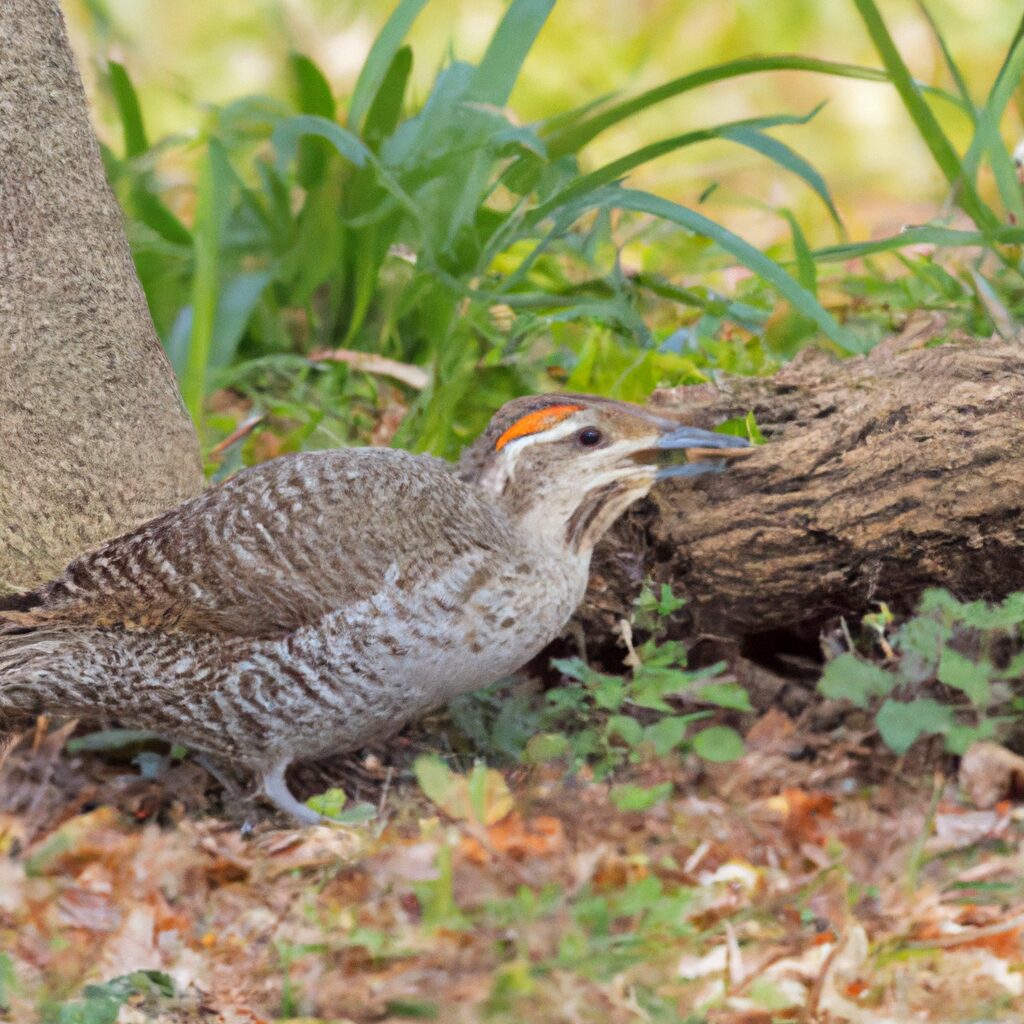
[261,758,322,825]
[193,752,253,801]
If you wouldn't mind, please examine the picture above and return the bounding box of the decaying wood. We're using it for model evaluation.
[587,330,1024,653]
[0,0,203,595]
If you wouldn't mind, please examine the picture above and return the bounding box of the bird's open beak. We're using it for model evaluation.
[653,423,753,480]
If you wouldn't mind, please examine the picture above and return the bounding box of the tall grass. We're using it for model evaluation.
[97,0,1024,461]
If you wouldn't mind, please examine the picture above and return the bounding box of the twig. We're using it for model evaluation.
[207,414,264,461]
[309,348,429,390]
[905,907,1024,949]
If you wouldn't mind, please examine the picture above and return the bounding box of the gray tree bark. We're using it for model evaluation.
[585,327,1024,656]
[0,0,203,594]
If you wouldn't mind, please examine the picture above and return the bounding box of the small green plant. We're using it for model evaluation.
[818,588,1024,754]
[449,582,748,773]
[45,971,174,1024]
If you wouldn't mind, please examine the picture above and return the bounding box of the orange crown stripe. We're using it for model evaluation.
[495,404,584,451]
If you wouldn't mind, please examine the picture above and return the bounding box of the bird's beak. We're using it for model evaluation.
[653,423,753,480]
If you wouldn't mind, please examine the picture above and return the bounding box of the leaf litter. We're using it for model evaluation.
[2,712,1024,1023]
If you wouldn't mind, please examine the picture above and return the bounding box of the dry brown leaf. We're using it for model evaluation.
[459,812,564,865]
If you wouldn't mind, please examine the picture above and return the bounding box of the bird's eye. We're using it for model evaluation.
[576,427,603,448]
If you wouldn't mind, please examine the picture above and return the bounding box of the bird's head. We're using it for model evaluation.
[458,393,750,553]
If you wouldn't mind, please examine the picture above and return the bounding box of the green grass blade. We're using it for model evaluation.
[468,0,556,106]
[967,267,1017,339]
[182,139,234,421]
[913,0,976,116]
[532,109,829,222]
[290,54,337,188]
[271,114,369,172]
[780,209,818,296]
[544,55,965,158]
[529,188,860,352]
[812,223,1024,262]
[722,122,842,226]
[852,0,998,230]
[609,190,859,350]
[363,45,413,144]
[107,61,148,158]
[962,16,1024,223]
[348,0,430,132]
[132,189,192,247]
[290,53,336,118]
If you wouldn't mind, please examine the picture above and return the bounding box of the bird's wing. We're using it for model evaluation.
[1,450,507,639]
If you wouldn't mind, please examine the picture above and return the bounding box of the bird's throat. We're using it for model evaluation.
[565,481,642,553]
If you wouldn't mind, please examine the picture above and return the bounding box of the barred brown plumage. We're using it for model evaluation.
[0,393,748,823]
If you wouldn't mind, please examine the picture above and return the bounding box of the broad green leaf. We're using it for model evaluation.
[209,271,273,372]
[607,714,644,747]
[642,716,689,756]
[413,754,454,808]
[610,782,673,812]
[876,698,954,754]
[818,653,895,708]
[592,674,626,711]
[896,614,947,683]
[630,665,691,712]
[56,972,174,1024]
[937,648,991,707]
[524,732,570,762]
[692,725,745,763]
[717,412,766,444]
[960,592,1024,629]
[945,719,1000,755]
[305,787,347,817]
[696,681,754,712]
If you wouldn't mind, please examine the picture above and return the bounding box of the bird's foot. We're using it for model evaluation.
[261,759,324,826]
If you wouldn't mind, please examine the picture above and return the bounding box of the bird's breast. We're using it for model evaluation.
[308,546,590,709]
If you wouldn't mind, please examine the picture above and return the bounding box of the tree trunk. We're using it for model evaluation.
[0,0,203,595]
[586,326,1024,658]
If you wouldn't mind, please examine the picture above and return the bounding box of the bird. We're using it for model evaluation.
[0,393,748,823]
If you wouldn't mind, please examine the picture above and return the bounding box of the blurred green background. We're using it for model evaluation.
[59,0,1024,462]
[66,0,1021,241]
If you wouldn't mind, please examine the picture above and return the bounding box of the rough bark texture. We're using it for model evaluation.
[585,327,1024,657]
[0,0,203,595]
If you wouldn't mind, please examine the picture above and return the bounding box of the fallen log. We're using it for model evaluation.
[584,327,1024,661]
